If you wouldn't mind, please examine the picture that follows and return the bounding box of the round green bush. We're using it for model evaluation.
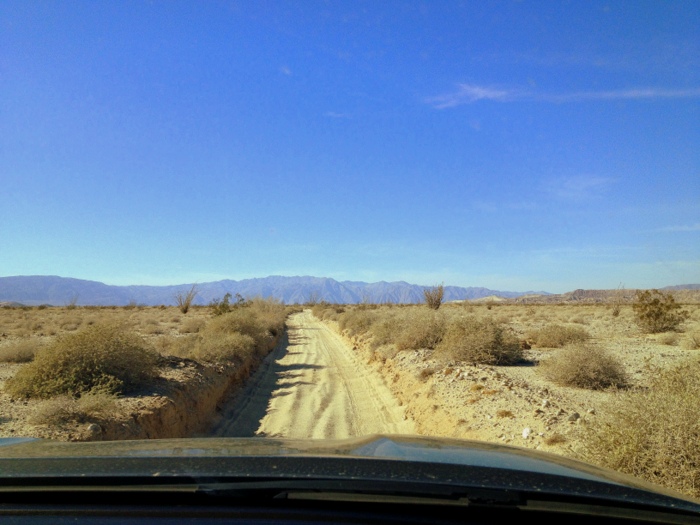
[5,324,159,399]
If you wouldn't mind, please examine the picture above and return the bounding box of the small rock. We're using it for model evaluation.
[567,412,580,422]
[557,408,566,416]
[522,427,532,439]
[542,399,550,408]
[533,408,544,416]
[587,408,596,415]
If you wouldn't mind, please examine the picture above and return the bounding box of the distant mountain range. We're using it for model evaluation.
[0,275,550,306]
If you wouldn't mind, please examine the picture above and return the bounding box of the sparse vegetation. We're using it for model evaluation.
[338,308,375,336]
[394,310,445,351]
[539,343,627,390]
[2,295,700,500]
[179,317,206,334]
[436,316,522,365]
[175,284,198,314]
[632,289,689,333]
[209,292,248,316]
[544,433,567,446]
[656,332,679,346]
[191,331,256,364]
[0,339,41,363]
[423,284,444,310]
[682,330,700,350]
[187,298,286,364]
[30,391,118,425]
[527,324,590,348]
[4,324,159,398]
[578,360,700,498]
[611,283,625,317]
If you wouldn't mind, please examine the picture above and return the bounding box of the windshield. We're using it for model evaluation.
[1,0,699,505]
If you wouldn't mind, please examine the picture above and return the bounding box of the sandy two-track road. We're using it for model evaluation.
[211,311,414,439]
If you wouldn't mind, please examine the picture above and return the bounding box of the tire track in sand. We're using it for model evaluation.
[210,310,414,439]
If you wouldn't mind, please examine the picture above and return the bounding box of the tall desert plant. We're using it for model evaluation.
[175,284,198,314]
[423,284,444,310]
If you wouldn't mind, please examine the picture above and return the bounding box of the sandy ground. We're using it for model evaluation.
[210,311,414,439]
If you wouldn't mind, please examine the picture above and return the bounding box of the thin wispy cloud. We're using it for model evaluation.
[546,88,700,103]
[427,84,700,108]
[544,175,614,200]
[654,223,700,233]
[426,84,518,108]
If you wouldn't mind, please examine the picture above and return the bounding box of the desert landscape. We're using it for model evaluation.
[0,289,698,498]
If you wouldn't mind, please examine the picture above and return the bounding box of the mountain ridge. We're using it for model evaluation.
[0,275,549,306]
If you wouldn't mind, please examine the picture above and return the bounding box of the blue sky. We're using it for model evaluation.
[1,1,698,293]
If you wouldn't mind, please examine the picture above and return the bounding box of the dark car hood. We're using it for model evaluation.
[0,434,697,514]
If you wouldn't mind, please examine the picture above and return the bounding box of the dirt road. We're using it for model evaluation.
[210,311,414,439]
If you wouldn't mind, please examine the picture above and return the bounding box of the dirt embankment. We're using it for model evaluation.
[95,358,256,441]
[0,336,286,442]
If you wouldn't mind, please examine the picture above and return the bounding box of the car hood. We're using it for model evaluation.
[0,434,697,513]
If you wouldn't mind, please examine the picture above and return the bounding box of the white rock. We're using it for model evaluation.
[542,399,550,407]
[522,427,532,439]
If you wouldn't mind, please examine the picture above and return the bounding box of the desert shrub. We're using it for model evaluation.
[423,284,444,310]
[210,292,248,316]
[30,391,118,425]
[155,334,197,358]
[681,331,700,350]
[657,332,679,346]
[539,343,627,390]
[338,308,375,336]
[436,317,522,365]
[310,302,326,319]
[203,299,285,355]
[395,310,446,351]
[59,316,83,331]
[247,298,286,338]
[0,339,42,363]
[179,317,206,334]
[368,312,401,349]
[577,360,700,498]
[210,293,232,316]
[191,331,256,364]
[175,284,198,314]
[204,310,271,352]
[527,324,590,348]
[4,324,159,399]
[632,289,689,333]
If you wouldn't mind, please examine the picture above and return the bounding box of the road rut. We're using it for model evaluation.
[210,310,414,439]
